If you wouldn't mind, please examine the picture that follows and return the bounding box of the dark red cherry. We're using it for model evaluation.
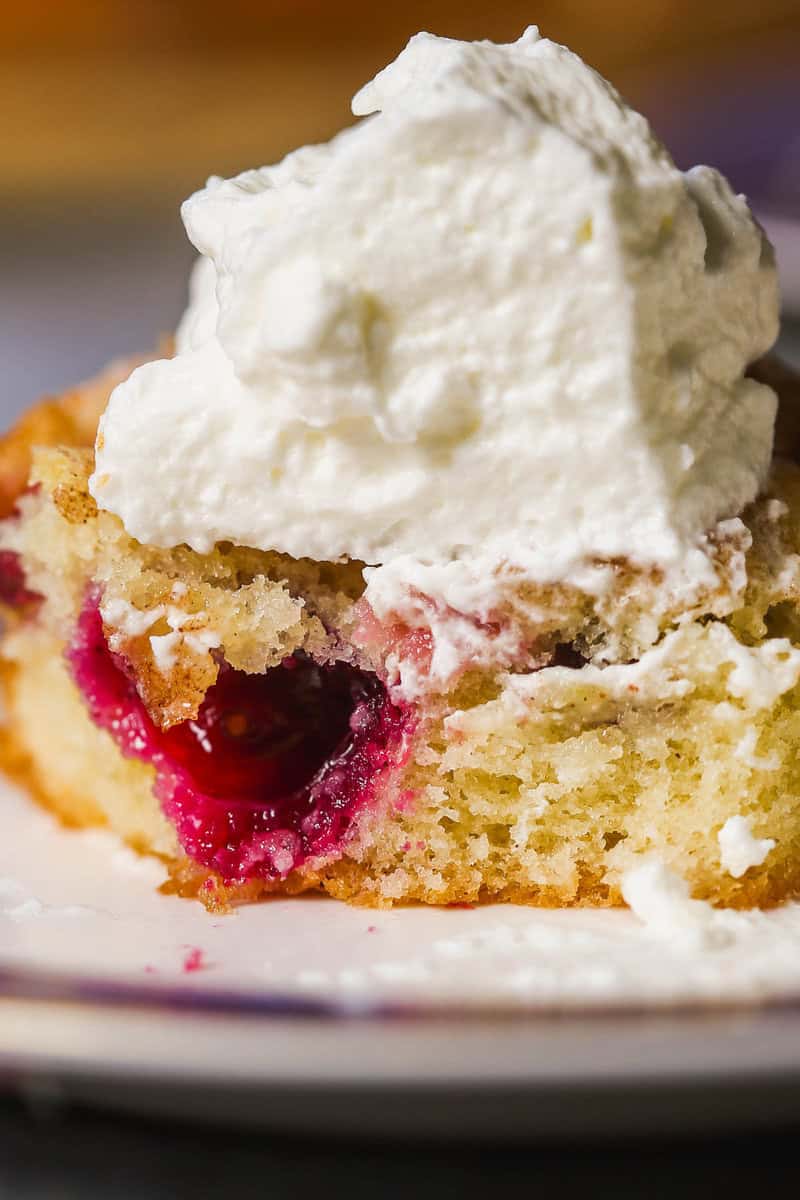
[551,642,588,669]
[159,658,381,804]
[0,551,41,611]
[68,597,414,881]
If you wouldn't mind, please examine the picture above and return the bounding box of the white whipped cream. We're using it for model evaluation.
[620,860,750,950]
[91,28,779,593]
[718,816,775,878]
[99,595,221,674]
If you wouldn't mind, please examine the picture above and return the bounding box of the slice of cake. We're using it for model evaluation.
[2,29,798,912]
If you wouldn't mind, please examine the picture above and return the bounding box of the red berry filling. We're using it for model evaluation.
[67,597,413,881]
[0,551,41,611]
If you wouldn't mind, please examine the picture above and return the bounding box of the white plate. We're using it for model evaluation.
[3,776,800,1140]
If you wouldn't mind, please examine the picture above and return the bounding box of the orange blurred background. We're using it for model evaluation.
[2,1,799,408]
[3,0,799,201]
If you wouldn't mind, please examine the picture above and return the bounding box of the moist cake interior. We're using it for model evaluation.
[1,361,800,910]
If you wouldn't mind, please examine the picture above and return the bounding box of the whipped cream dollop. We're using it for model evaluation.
[91,27,779,583]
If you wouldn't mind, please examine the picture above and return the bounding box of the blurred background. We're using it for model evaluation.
[2,0,799,413]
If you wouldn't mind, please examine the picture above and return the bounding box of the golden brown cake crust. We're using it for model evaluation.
[0,352,159,519]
